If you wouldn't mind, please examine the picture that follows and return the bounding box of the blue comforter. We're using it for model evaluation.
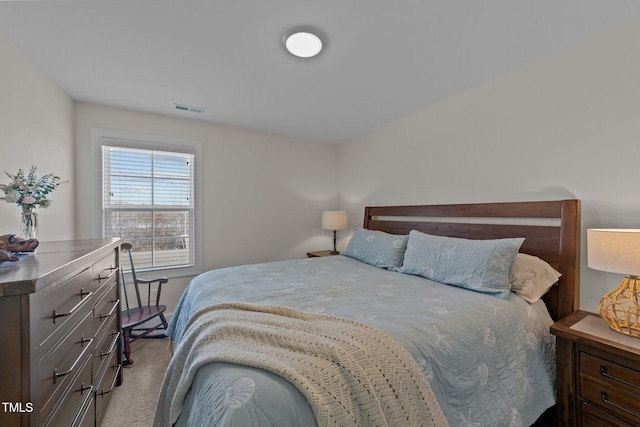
[162,255,555,427]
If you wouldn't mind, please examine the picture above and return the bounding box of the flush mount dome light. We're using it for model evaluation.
[283,26,324,58]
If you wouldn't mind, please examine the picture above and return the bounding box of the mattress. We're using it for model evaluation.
[156,255,556,427]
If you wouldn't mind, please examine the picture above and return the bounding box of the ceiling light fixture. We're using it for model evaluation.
[283,26,324,58]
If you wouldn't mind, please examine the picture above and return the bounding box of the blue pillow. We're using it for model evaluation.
[343,228,409,269]
[397,230,524,299]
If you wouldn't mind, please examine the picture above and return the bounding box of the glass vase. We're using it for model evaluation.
[21,210,38,240]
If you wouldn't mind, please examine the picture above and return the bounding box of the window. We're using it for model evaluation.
[92,129,201,276]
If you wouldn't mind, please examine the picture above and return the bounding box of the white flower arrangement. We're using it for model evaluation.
[1,166,67,213]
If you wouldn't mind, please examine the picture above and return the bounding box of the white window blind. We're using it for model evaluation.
[102,145,195,272]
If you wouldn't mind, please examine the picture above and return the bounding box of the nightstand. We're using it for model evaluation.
[551,310,640,427]
[306,250,339,258]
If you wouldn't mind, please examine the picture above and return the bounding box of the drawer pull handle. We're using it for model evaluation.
[99,364,122,396]
[100,331,121,358]
[96,267,117,281]
[99,299,120,320]
[53,291,93,324]
[53,338,93,383]
[601,391,640,419]
[77,383,94,421]
[600,365,640,390]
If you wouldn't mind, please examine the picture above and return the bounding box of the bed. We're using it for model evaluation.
[154,199,581,427]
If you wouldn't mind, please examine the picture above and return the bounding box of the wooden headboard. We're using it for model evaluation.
[363,199,581,321]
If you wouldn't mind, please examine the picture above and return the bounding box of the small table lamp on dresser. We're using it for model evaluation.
[321,210,347,255]
[587,229,640,338]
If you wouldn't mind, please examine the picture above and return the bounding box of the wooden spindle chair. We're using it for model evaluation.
[120,243,169,366]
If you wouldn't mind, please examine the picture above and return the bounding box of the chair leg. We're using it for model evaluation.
[123,329,134,366]
[160,313,168,330]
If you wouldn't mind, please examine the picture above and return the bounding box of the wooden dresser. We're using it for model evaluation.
[551,310,640,427]
[0,239,123,427]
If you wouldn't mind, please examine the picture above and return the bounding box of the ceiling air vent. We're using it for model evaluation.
[174,103,205,114]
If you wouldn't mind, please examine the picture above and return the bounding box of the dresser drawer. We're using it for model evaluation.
[582,401,636,427]
[37,267,93,354]
[92,250,118,292]
[93,278,120,335]
[580,352,640,424]
[94,312,120,380]
[94,271,118,311]
[581,352,640,391]
[38,310,94,422]
[95,353,122,425]
[42,350,93,427]
[72,394,95,427]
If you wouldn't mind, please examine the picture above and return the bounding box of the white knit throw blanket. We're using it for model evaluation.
[153,303,449,427]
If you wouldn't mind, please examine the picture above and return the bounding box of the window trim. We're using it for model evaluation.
[91,128,203,278]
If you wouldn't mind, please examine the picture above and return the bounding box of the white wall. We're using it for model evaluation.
[0,32,75,240]
[74,103,340,311]
[339,18,640,313]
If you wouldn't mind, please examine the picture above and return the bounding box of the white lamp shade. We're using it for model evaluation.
[587,229,640,276]
[321,211,347,231]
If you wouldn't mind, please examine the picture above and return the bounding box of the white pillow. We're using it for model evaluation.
[510,253,561,303]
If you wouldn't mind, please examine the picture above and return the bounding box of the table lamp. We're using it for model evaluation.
[321,211,347,254]
[587,229,640,338]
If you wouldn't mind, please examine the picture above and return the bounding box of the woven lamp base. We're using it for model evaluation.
[599,276,640,338]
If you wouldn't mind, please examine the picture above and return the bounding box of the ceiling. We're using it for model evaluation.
[1,1,640,144]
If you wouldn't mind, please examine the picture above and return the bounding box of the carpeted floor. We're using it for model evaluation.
[101,338,172,427]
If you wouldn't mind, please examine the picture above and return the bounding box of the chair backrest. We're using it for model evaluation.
[121,242,143,313]
[121,242,166,313]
